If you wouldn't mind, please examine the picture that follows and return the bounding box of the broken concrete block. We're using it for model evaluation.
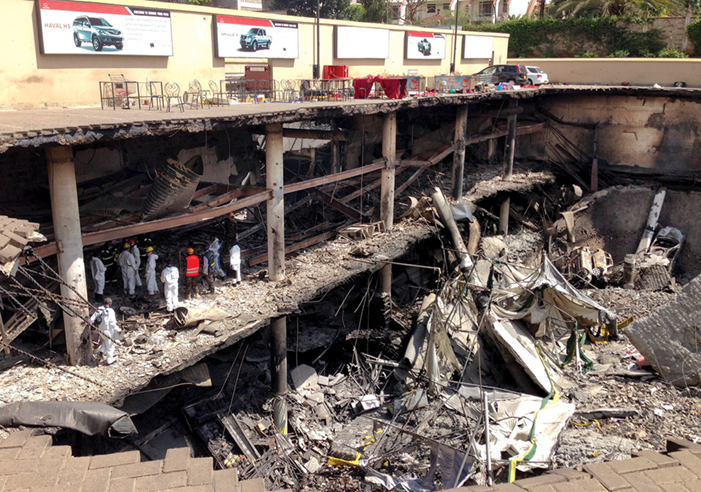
[3,230,28,248]
[481,236,508,260]
[290,364,318,391]
[627,274,701,387]
[0,244,21,263]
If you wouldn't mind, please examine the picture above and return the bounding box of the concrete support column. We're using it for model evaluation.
[499,197,510,236]
[381,112,397,230]
[487,138,497,165]
[271,316,288,434]
[331,141,341,174]
[266,124,285,281]
[380,263,392,298]
[451,105,468,200]
[46,146,92,366]
[502,100,518,180]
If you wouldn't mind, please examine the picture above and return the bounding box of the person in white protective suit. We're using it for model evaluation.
[144,246,159,296]
[229,244,241,284]
[90,297,121,365]
[161,265,180,312]
[118,243,137,296]
[129,239,143,288]
[89,254,106,302]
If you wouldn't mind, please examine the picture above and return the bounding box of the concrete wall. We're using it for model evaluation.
[0,0,508,109]
[508,58,701,87]
[530,94,701,171]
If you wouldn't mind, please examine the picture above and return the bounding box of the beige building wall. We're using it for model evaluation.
[508,58,701,87]
[0,0,507,109]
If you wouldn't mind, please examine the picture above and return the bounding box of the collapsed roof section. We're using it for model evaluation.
[491,255,617,336]
[0,216,44,278]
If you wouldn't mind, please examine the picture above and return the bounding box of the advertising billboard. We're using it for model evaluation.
[463,35,494,59]
[406,31,446,60]
[37,0,173,56]
[336,26,389,59]
[215,15,298,59]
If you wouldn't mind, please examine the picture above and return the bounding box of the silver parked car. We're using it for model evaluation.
[526,66,548,85]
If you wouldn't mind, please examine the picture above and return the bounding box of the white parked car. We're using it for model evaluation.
[526,66,549,85]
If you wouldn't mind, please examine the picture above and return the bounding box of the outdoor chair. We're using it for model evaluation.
[208,80,227,106]
[164,83,184,113]
[141,82,164,110]
[280,79,300,102]
[184,79,206,109]
[300,80,324,101]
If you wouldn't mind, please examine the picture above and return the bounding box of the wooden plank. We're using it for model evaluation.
[465,122,545,146]
[284,160,386,194]
[190,186,265,212]
[311,189,365,221]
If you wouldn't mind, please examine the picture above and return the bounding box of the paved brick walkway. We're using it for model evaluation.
[0,431,269,492]
[450,438,701,492]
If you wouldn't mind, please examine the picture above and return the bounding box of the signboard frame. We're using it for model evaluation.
[335,26,389,59]
[36,0,174,57]
[214,14,299,60]
[462,35,494,59]
[405,31,446,60]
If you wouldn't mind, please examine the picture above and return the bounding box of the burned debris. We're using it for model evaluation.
[2,93,701,492]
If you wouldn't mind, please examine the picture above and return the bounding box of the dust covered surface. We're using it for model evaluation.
[0,221,431,407]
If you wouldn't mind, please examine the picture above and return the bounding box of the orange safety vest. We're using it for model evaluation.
[185,255,200,277]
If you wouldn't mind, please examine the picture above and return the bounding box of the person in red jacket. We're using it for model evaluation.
[184,247,200,299]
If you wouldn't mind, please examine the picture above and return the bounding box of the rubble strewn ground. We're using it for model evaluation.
[3,171,701,492]
[0,221,431,407]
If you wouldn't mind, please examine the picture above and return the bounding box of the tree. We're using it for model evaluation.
[271,0,352,19]
[548,0,674,17]
[361,0,387,22]
[403,0,430,24]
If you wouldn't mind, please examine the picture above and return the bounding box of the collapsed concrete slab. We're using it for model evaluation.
[626,274,701,387]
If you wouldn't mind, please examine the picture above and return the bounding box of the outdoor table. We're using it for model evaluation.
[378,77,407,99]
[435,75,471,92]
[353,76,407,99]
[353,76,376,99]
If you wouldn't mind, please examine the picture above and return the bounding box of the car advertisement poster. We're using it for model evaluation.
[336,26,389,59]
[463,35,494,59]
[215,15,299,59]
[406,31,446,60]
[37,0,173,56]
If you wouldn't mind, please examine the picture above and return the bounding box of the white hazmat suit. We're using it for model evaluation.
[131,244,142,287]
[229,245,241,283]
[90,304,121,365]
[118,250,137,295]
[90,256,106,296]
[145,252,159,295]
[161,266,180,312]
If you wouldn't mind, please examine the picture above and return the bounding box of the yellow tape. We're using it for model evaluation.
[571,419,602,431]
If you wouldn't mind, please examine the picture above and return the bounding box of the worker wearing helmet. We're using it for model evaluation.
[144,246,159,296]
[118,242,137,296]
[137,235,153,276]
[225,212,238,257]
[129,239,143,289]
[184,247,200,299]
[100,243,119,287]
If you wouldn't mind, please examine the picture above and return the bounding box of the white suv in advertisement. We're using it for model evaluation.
[73,16,123,52]
[526,66,548,85]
